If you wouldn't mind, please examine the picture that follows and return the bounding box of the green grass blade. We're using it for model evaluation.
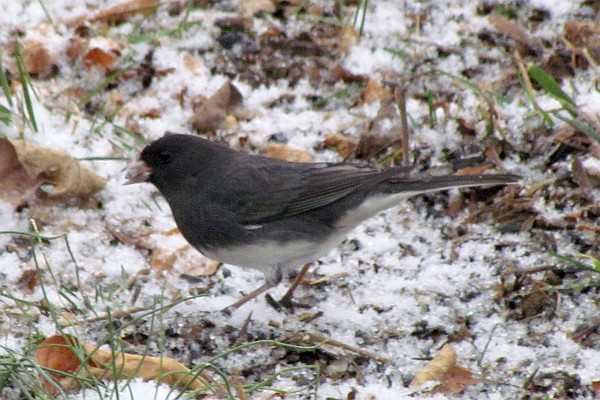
[551,252,600,274]
[0,104,12,125]
[528,65,577,117]
[14,46,39,132]
[0,51,13,108]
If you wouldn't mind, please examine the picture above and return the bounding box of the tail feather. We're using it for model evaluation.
[338,173,520,228]
[384,173,520,194]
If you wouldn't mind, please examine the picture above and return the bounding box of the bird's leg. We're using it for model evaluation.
[278,263,311,308]
[221,265,282,314]
[265,264,312,311]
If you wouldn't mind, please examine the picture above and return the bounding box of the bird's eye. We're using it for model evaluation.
[157,151,171,163]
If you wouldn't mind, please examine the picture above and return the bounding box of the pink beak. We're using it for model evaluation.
[124,159,152,185]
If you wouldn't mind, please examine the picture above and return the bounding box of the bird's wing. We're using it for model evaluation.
[220,162,413,224]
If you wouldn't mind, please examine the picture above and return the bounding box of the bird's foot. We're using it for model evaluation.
[265,293,311,311]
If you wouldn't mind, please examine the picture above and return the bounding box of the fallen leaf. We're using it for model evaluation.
[454,163,495,176]
[0,138,42,205]
[35,334,224,396]
[23,41,58,79]
[241,0,276,16]
[572,157,599,190]
[362,79,394,104]
[0,138,106,205]
[570,321,600,348]
[189,81,243,132]
[592,380,600,396]
[339,24,359,54]
[65,0,159,26]
[16,269,38,294]
[66,37,86,63]
[323,132,357,159]
[410,344,482,394]
[513,281,557,320]
[355,131,401,161]
[564,21,600,65]
[330,64,367,83]
[488,15,541,55]
[264,143,312,162]
[283,332,391,363]
[145,229,220,277]
[83,48,118,70]
[34,335,97,395]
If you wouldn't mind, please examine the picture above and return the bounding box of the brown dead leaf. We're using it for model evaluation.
[330,64,367,83]
[23,41,58,79]
[355,131,401,161]
[0,138,106,204]
[148,230,219,277]
[65,37,86,64]
[241,0,276,16]
[35,334,224,395]
[488,15,541,55]
[362,79,394,104]
[564,21,600,65]
[83,48,118,70]
[514,281,557,320]
[592,380,600,396]
[570,321,600,348]
[283,332,391,363]
[65,0,159,26]
[340,24,359,54]
[0,138,42,205]
[410,344,482,394]
[579,156,600,187]
[455,163,495,176]
[189,81,243,132]
[572,157,599,190]
[322,133,357,159]
[35,335,97,395]
[95,0,158,24]
[264,143,312,162]
[16,269,38,294]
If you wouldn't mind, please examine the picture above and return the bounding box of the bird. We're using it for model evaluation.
[125,133,519,312]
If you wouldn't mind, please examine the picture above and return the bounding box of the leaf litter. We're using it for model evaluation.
[1,0,600,399]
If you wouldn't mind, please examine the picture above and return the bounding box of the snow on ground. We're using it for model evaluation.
[1,0,599,399]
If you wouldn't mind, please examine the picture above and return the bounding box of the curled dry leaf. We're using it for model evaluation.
[0,138,106,205]
[35,334,224,396]
[189,81,243,132]
[34,335,97,395]
[264,143,312,162]
[410,344,482,394]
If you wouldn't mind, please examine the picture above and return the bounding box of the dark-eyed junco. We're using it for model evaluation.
[126,134,519,311]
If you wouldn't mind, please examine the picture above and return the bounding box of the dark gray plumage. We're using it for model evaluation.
[126,133,519,310]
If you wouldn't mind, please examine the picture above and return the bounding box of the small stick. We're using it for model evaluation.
[395,86,411,167]
[286,332,392,364]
